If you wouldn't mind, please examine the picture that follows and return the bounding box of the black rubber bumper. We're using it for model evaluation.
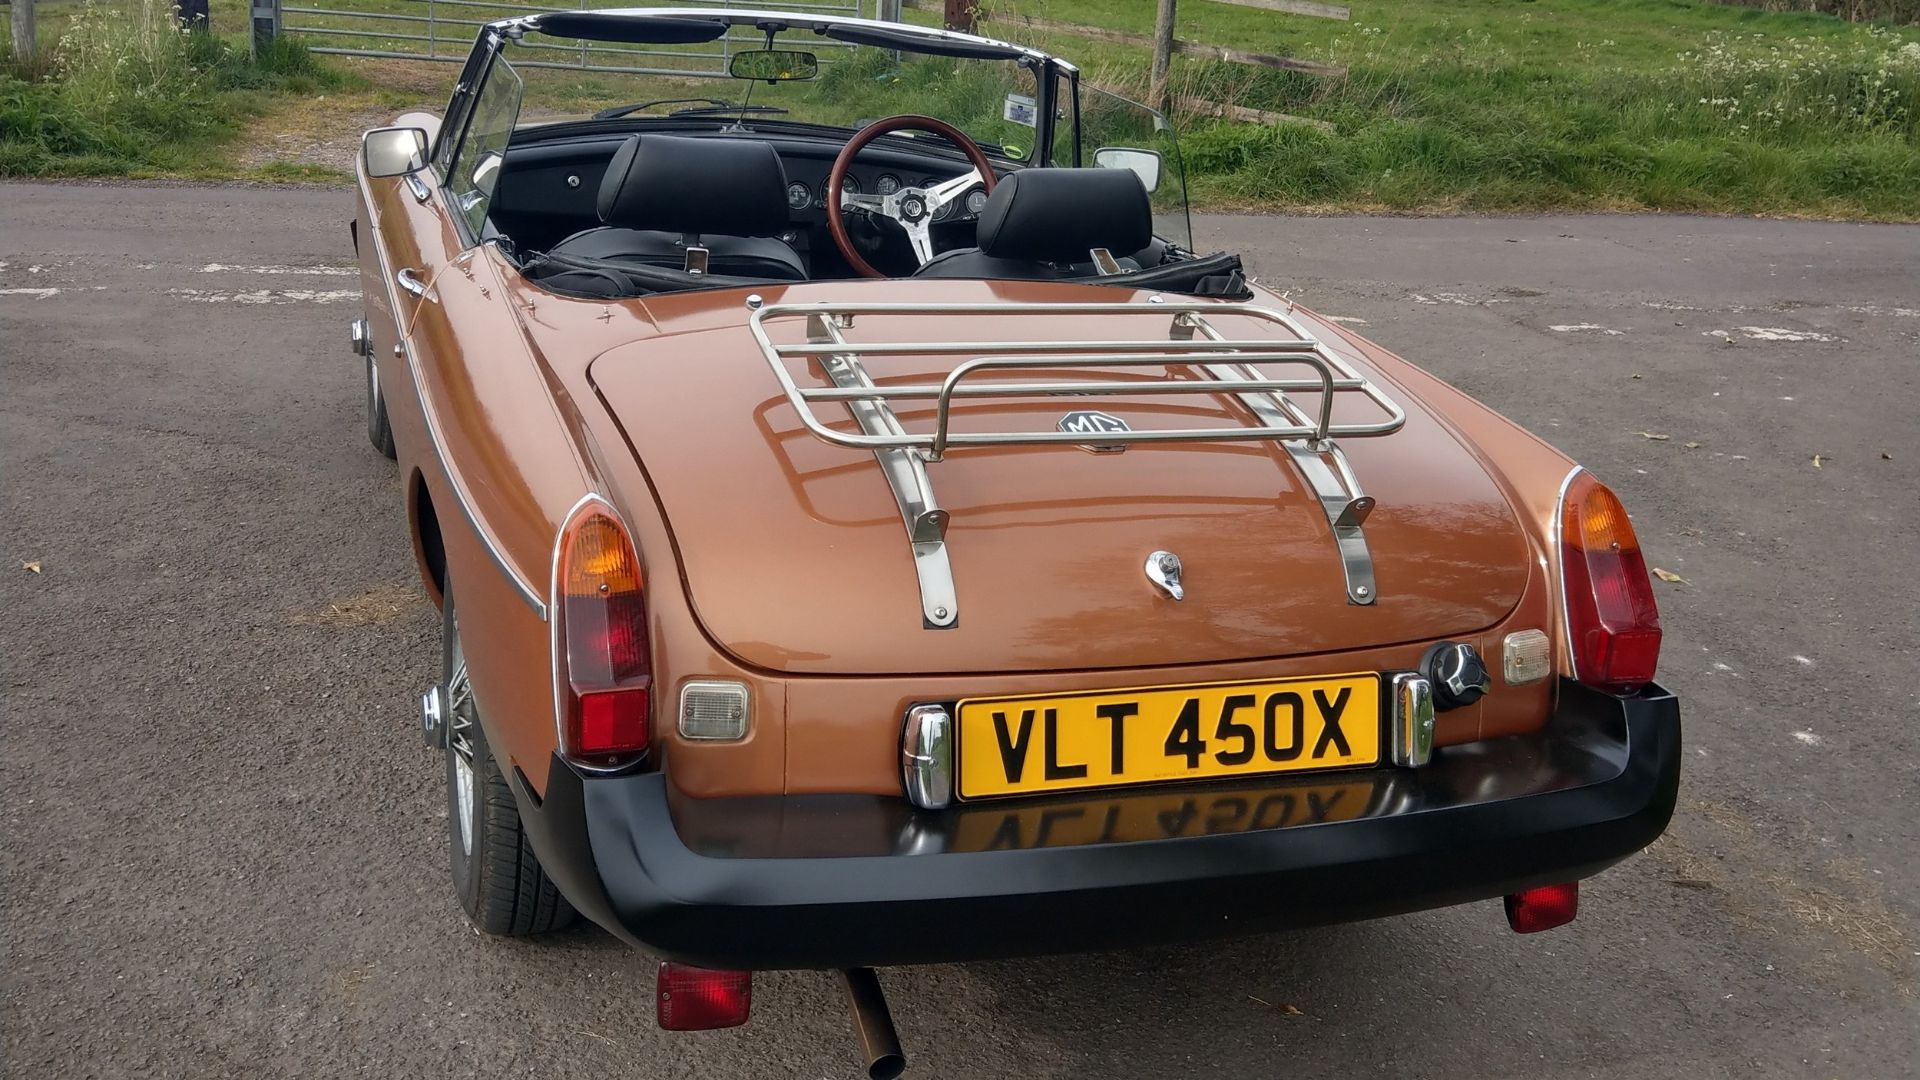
[510,680,1679,970]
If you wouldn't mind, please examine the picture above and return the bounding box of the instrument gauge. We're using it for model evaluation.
[876,174,902,196]
[786,182,810,211]
[965,188,989,215]
[841,174,862,196]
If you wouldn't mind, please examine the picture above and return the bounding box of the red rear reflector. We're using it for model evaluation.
[1504,881,1579,933]
[576,688,649,756]
[656,963,751,1030]
[1559,471,1663,694]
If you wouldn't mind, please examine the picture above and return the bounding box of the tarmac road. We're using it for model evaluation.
[3,181,1917,1079]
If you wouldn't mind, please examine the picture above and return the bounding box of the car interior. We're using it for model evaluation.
[429,14,1252,301]
[484,127,1248,301]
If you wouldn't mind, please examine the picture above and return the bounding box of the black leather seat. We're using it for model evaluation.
[548,134,806,280]
[913,168,1154,281]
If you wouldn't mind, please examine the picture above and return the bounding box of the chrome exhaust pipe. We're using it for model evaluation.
[838,968,906,1080]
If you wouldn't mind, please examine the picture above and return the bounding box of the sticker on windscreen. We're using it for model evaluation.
[1003,93,1038,127]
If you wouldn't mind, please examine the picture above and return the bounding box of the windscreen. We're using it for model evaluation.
[504,32,1046,164]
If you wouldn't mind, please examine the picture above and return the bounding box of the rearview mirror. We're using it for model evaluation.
[1093,147,1163,194]
[728,49,819,83]
[363,126,429,178]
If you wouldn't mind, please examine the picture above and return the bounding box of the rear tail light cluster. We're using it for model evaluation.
[553,496,652,770]
[1557,470,1663,694]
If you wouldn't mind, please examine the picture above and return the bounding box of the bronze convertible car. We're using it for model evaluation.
[348,9,1678,1074]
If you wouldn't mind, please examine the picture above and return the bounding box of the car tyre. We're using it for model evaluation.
[366,352,397,460]
[442,581,576,936]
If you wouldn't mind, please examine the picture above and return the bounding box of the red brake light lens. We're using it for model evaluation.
[1558,472,1662,694]
[656,963,752,1030]
[1504,882,1579,934]
[554,501,651,768]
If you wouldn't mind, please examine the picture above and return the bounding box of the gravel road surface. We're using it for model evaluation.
[4,181,1916,1079]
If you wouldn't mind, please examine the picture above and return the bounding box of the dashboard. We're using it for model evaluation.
[780,162,992,222]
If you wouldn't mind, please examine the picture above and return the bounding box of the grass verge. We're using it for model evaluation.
[3,0,1917,218]
[0,0,361,179]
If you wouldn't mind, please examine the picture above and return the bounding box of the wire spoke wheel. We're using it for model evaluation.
[446,610,478,858]
[438,580,576,936]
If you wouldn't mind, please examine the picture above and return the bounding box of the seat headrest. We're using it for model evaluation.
[596,134,790,238]
[975,168,1153,263]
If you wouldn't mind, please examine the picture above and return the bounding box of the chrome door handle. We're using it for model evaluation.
[395,267,433,301]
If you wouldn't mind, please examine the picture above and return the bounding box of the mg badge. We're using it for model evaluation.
[1058,410,1130,453]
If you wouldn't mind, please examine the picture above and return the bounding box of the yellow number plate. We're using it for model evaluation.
[956,674,1382,800]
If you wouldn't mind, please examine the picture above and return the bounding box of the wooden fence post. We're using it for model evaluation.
[942,0,975,33]
[1149,0,1177,115]
[10,0,36,62]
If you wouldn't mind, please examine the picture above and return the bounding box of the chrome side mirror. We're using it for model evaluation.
[1093,146,1163,194]
[363,126,429,178]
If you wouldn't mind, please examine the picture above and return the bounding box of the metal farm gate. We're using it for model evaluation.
[259,0,899,76]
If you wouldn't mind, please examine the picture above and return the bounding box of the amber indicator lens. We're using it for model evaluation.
[556,504,651,765]
[1559,473,1662,693]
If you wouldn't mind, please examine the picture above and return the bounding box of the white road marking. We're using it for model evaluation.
[1409,292,1509,306]
[1707,327,1840,343]
[1792,655,1815,666]
[0,288,61,299]
[1324,315,1369,325]
[1549,323,1624,335]
[164,288,360,304]
[1841,305,1920,319]
[198,263,358,277]
[1793,730,1823,747]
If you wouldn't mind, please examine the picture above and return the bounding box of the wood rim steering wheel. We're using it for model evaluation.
[825,114,998,279]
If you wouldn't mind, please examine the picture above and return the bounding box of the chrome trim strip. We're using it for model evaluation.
[356,167,548,619]
[1389,673,1435,768]
[901,704,954,810]
[1551,465,1585,683]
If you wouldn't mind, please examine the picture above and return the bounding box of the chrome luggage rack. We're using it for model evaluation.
[746,298,1408,628]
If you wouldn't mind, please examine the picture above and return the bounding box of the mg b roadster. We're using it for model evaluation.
[349,9,1679,1075]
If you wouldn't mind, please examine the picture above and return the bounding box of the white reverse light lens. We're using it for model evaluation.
[1502,629,1552,686]
[678,680,750,740]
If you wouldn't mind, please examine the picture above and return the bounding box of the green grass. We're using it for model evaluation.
[972,0,1920,217]
[0,0,360,178]
[4,0,1918,218]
